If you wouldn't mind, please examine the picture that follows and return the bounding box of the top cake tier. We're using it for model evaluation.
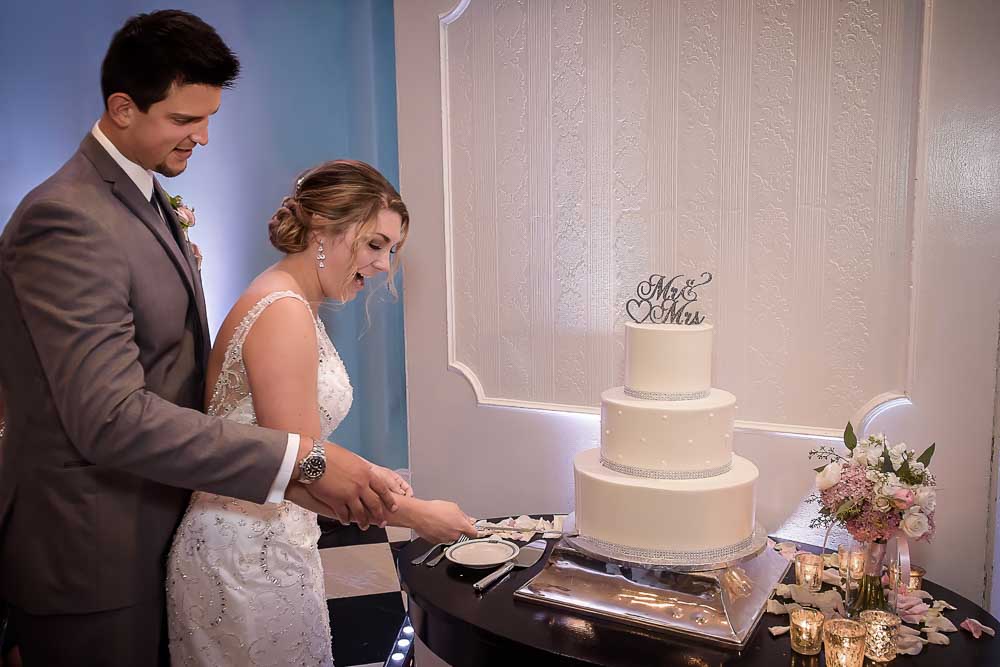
[625,322,713,398]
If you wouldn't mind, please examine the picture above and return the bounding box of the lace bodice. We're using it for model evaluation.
[207,290,353,437]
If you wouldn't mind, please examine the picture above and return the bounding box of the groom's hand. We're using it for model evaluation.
[299,439,398,529]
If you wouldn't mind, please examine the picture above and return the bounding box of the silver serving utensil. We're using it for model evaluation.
[426,534,470,567]
[472,539,548,593]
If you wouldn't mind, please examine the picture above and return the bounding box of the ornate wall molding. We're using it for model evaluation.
[440,0,922,438]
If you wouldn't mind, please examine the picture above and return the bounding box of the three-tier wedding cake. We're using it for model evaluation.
[573,321,759,562]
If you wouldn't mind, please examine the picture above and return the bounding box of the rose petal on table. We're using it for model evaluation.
[960,618,996,638]
[895,593,926,610]
[787,587,845,616]
[773,583,791,598]
[932,599,957,610]
[822,568,842,586]
[896,634,926,655]
[766,599,788,615]
[901,605,930,624]
[924,630,950,645]
[924,615,958,633]
[899,624,922,637]
[768,625,790,637]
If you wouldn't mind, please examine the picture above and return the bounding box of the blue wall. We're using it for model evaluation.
[0,1,409,469]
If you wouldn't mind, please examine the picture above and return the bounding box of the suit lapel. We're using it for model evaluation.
[153,182,211,364]
[80,134,211,367]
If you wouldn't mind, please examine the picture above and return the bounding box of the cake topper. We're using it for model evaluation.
[625,272,712,325]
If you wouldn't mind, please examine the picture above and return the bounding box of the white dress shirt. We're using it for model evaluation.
[91,122,300,503]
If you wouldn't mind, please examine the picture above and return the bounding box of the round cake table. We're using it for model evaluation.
[399,527,1000,666]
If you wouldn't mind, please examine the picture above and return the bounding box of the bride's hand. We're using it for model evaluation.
[371,464,412,496]
[408,499,478,544]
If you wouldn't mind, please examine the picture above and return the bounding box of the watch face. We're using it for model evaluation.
[301,456,326,480]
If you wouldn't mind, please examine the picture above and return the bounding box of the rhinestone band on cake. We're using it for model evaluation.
[566,523,769,571]
[600,456,733,480]
[622,386,711,401]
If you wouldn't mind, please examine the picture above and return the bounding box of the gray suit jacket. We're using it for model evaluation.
[0,134,288,614]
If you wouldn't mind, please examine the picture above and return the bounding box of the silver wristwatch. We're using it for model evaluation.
[297,440,327,484]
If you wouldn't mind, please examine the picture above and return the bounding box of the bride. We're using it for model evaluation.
[166,160,477,665]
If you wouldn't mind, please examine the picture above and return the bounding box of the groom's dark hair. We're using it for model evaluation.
[101,9,240,112]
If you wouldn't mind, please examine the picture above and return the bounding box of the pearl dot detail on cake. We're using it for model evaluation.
[617,410,623,415]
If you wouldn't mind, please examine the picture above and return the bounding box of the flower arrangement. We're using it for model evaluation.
[810,423,937,543]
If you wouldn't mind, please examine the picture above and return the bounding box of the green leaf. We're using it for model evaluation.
[916,443,936,468]
[814,465,827,473]
[844,422,857,450]
[882,450,895,474]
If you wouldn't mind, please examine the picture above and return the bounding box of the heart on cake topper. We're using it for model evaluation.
[625,272,712,325]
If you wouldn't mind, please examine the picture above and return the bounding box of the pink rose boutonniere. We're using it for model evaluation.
[167,194,203,271]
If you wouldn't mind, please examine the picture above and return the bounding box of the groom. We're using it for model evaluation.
[0,10,396,666]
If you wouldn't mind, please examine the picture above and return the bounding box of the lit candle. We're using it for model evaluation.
[860,610,901,663]
[848,548,866,581]
[888,563,927,591]
[823,619,867,667]
[794,553,824,592]
[789,607,824,655]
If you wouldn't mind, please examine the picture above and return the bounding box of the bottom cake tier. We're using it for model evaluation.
[573,448,758,557]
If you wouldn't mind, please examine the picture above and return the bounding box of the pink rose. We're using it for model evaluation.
[891,488,915,510]
[175,205,196,229]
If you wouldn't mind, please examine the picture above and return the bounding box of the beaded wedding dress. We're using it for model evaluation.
[166,291,352,666]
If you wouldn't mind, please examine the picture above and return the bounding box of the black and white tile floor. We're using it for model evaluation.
[317,517,413,667]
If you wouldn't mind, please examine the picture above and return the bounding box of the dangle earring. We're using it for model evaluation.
[316,238,326,269]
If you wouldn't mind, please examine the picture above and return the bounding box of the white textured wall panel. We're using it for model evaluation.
[442,0,921,433]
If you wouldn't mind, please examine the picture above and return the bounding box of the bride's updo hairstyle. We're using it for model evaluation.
[268,160,409,297]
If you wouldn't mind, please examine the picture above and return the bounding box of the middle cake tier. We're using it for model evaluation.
[601,386,736,477]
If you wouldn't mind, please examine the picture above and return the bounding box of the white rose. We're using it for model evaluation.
[910,461,926,475]
[915,487,936,512]
[888,443,908,470]
[901,509,930,539]
[852,444,873,466]
[816,462,842,491]
[873,494,893,512]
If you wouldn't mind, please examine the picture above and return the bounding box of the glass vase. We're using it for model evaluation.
[848,540,889,617]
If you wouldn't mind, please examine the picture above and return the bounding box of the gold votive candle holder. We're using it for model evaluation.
[823,619,867,667]
[789,607,824,655]
[847,548,866,581]
[860,610,901,662]
[794,553,824,592]
[888,563,927,591]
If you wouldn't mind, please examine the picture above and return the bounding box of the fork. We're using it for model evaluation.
[410,541,449,566]
[426,534,470,567]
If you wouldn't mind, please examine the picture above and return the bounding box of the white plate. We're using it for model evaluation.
[445,538,520,569]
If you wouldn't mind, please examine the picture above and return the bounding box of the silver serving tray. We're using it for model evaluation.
[514,535,790,649]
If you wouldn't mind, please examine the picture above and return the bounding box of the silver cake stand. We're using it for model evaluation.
[513,515,790,649]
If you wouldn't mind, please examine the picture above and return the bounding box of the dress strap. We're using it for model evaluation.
[226,290,315,360]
